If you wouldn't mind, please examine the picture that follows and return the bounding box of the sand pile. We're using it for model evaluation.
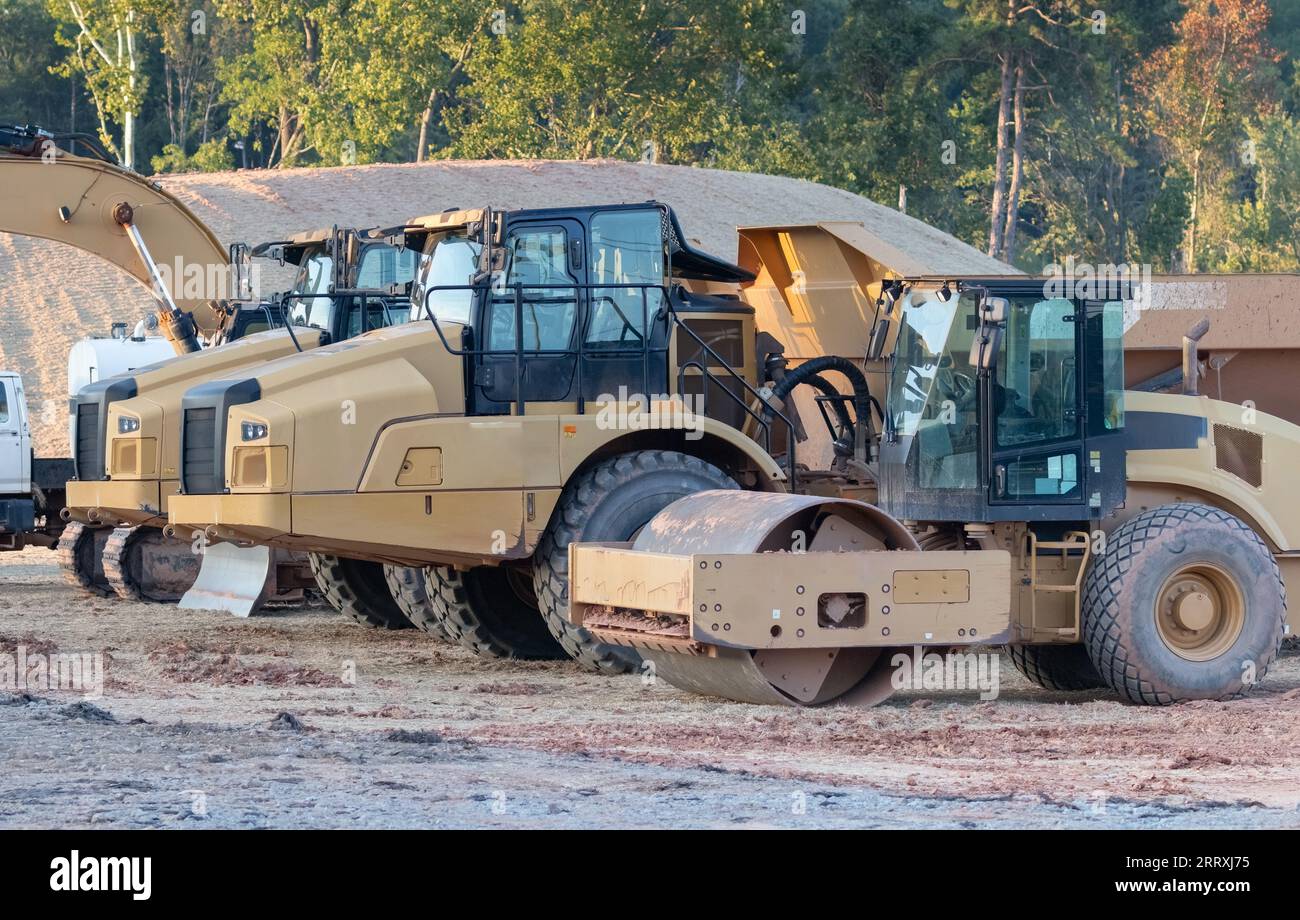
[0,158,1010,456]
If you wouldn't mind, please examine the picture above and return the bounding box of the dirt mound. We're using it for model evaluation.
[0,159,1010,457]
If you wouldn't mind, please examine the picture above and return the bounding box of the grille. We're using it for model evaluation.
[1214,424,1263,488]
[75,403,103,480]
[182,407,221,493]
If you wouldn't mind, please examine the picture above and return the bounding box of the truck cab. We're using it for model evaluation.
[0,372,35,542]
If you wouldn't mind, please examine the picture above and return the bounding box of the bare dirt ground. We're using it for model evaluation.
[2,548,1298,829]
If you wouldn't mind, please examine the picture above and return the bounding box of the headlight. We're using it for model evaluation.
[118,415,140,434]
[241,421,269,442]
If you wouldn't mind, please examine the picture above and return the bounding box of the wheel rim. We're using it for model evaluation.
[1154,563,1245,661]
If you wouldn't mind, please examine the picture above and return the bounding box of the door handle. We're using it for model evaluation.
[994,463,1006,497]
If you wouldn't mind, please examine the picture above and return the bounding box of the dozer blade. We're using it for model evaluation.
[568,490,1013,707]
[178,542,276,617]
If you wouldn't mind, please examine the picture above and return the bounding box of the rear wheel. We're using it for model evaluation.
[1082,503,1285,704]
[310,553,412,630]
[424,564,564,659]
[103,526,201,602]
[1006,643,1104,691]
[56,521,113,597]
[532,450,738,674]
[383,563,452,642]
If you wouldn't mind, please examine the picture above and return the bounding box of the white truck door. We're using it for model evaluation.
[0,374,27,495]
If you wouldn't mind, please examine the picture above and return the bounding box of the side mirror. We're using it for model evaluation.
[968,296,1008,370]
[981,296,1009,323]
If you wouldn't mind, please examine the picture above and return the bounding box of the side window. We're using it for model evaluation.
[418,232,482,325]
[1086,300,1125,433]
[586,209,664,347]
[487,228,577,351]
[996,298,1078,448]
[0,383,9,424]
[1002,451,1080,498]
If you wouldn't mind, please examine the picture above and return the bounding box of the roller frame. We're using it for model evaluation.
[569,543,1014,654]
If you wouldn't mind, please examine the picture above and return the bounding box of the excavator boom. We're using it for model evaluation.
[0,124,231,352]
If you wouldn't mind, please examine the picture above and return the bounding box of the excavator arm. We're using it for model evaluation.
[0,124,232,353]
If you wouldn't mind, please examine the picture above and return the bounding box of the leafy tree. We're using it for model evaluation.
[441,0,798,164]
[0,0,76,128]
[1135,0,1280,270]
[47,0,168,168]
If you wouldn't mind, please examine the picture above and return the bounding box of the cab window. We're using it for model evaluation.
[0,383,9,424]
[995,298,1078,448]
[487,227,577,351]
[418,231,482,325]
[585,209,664,347]
[356,244,418,290]
[288,253,336,329]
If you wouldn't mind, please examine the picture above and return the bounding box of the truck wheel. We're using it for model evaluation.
[533,450,738,674]
[103,526,201,603]
[382,563,452,642]
[1006,644,1104,691]
[1082,503,1286,704]
[56,521,113,597]
[424,565,565,659]
[310,553,412,630]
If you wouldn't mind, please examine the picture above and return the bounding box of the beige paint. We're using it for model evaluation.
[569,544,1013,650]
[0,148,229,336]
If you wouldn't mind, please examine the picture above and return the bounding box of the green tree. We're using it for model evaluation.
[48,0,168,168]
[441,0,798,164]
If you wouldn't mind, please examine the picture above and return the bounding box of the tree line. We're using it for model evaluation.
[1,0,1296,271]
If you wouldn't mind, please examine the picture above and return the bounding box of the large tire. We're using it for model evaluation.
[56,521,113,597]
[310,553,412,630]
[424,564,565,659]
[533,450,738,674]
[1082,503,1286,704]
[1006,643,1104,691]
[382,563,452,642]
[103,525,201,603]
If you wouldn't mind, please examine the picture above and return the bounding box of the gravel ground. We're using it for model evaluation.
[2,548,1298,829]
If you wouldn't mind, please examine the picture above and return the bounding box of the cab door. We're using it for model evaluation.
[985,295,1089,515]
[0,376,28,495]
[474,218,585,412]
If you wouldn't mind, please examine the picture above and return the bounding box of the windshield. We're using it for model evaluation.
[415,230,483,325]
[887,289,966,437]
[356,243,418,290]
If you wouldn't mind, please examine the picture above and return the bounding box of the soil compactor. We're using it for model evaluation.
[164,204,1295,702]
[566,279,1296,704]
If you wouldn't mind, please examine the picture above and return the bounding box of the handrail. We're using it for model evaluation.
[419,281,798,486]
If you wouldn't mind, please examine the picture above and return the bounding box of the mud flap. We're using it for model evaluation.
[178,542,275,617]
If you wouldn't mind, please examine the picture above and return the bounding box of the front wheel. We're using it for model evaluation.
[533,450,738,674]
[1081,503,1286,704]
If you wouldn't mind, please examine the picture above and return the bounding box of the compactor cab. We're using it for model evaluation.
[878,279,1128,525]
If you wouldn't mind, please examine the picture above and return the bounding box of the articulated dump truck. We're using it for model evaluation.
[0,124,416,613]
[71,226,418,613]
[164,202,1297,706]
